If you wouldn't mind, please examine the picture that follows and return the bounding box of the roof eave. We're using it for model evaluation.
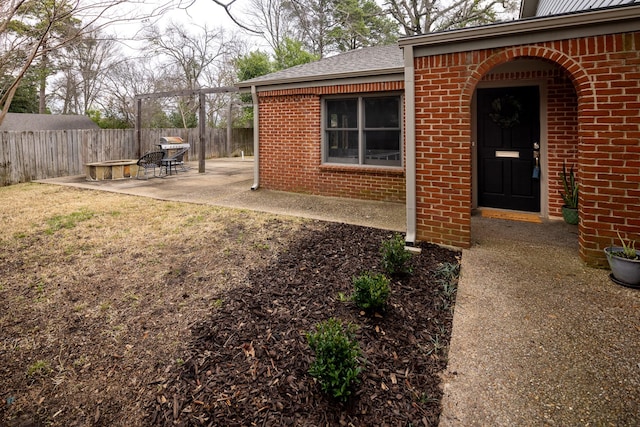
[398,4,640,49]
[236,67,404,90]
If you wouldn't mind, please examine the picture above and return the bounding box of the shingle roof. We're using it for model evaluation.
[236,44,404,88]
[0,113,100,131]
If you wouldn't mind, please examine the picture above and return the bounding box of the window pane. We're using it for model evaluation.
[326,99,357,129]
[364,97,399,128]
[326,130,358,163]
[364,130,401,166]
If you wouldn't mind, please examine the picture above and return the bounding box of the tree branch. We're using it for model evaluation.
[209,0,263,34]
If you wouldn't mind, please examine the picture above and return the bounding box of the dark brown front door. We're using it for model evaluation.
[477,86,541,212]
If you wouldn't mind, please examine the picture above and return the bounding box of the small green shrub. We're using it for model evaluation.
[306,318,362,402]
[434,261,460,312]
[381,233,412,275]
[351,272,390,313]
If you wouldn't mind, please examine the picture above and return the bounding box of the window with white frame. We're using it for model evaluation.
[323,94,402,167]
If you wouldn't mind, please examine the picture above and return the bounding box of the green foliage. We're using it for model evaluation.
[168,109,198,129]
[5,73,39,113]
[87,109,130,129]
[273,38,319,71]
[559,161,578,209]
[149,109,172,129]
[307,318,362,402]
[45,209,94,234]
[327,0,398,52]
[381,233,412,275]
[615,231,639,260]
[434,261,460,312]
[235,51,273,82]
[434,262,460,285]
[3,0,83,113]
[351,272,390,313]
[234,50,272,125]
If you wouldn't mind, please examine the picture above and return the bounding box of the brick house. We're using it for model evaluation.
[237,1,640,266]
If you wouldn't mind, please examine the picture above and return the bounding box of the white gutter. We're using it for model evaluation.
[403,45,416,245]
[250,85,260,191]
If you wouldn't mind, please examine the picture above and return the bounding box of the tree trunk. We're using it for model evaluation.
[39,51,48,114]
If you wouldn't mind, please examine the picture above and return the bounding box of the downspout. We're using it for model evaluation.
[404,45,417,245]
[250,85,260,191]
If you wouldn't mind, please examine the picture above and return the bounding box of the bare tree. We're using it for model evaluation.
[286,0,334,57]
[0,0,180,126]
[244,0,293,53]
[142,21,241,128]
[100,59,159,127]
[385,0,518,36]
[143,22,235,91]
[0,0,27,35]
[201,38,248,127]
[209,0,263,34]
[50,28,117,114]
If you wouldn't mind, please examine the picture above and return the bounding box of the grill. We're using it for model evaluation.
[158,136,190,152]
[157,136,190,175]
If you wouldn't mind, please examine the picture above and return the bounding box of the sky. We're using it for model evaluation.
[100,0,521,58]
[105,0,260,53]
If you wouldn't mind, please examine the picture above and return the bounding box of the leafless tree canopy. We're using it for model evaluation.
[0,0,518,128]
[0,0,180,125]
[386,0,519,35]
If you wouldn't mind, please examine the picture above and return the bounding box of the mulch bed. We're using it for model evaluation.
[150,222,460,426]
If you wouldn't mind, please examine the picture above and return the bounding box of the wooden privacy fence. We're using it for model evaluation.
[0,127,253,186]
[140,128,253,161]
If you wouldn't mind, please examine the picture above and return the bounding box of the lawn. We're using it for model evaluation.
[0,183,459,426]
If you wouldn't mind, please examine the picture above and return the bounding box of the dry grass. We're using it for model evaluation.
[0,183,312,426]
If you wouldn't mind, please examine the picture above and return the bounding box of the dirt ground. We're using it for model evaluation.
[0,183,459,426]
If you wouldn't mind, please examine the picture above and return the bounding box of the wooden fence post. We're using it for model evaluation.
[199,92,205,173]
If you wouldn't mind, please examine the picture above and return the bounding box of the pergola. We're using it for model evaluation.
[134,87,244,173]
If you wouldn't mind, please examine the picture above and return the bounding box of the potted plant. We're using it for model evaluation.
[605,232,640,288]
[559,161,578,225]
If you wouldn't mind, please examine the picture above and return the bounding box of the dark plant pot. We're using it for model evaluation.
[561,206,579,225]
[605,246,640,288]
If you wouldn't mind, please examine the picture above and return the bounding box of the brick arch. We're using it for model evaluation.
[462,45,594,107]
[462,45,600,262]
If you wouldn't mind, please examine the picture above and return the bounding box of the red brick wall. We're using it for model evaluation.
[413,54,473,248]
[413,31,640,264]
[257,82,406,202]
[547,72,580,217]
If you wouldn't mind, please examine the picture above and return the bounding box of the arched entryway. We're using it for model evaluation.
[470,57,580,222]
[403,11,639,266]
